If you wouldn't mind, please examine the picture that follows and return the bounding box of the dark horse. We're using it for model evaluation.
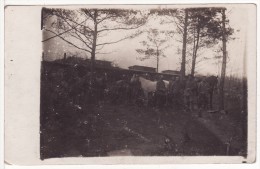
[205,76,218,109]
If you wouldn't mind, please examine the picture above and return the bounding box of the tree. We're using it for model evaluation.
[188,8,223,76]
[150,8,233,79]
[42,8,147,79]
[149,8,188,77]
[135,29,173,73]
[188,8,234,110]
[180,9,189,79]
[219,8,228,110]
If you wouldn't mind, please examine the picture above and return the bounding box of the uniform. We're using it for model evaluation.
[198,80,209,110]
[184,78,198,111]
[156,79,167,109]
[184,79,191,110]
[171,79,183,109]
[167,79,175,106]
[191,80,198,108]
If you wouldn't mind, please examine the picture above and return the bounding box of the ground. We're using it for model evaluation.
[41,99,247,159]
[40,63,247,159]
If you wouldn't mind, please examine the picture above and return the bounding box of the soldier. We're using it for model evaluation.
[197,77,209,117]
[156,75,167,109]
[184,75,198,111]
[95,73,107,103]
[183,75,193,111]
[191,77,199,109]
[168,76,176,107]
[172,76,183,110]
[129,74,141,104]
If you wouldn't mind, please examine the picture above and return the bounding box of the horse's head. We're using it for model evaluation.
[130,74,139,83]
[206,75,219,91]
[211,75,219,86]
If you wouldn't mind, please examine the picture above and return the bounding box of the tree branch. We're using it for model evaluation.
[97,38,127,46]
[97,24,143,33]
[69,31,93,50]
[42,18,88,42]
[51,11,94,32]
[96,51,114,55]
[96,44,105,51]
[96,30,142,46]
[42,27,75,42]
[82,9,94,20]
[61,18,94,47]
[62,14,94,32]
[173,18,184,34]
[44,29,92,54]
[97,14,118,24]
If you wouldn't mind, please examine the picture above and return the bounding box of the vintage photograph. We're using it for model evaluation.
[40,5,249,159]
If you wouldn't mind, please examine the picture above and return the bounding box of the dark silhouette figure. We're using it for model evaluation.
[205,76,218,109]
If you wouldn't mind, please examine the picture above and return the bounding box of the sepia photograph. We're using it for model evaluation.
[3,2,257,165]
[39,5,250,159]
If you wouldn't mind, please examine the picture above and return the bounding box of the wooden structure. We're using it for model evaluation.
[128,65,156,73]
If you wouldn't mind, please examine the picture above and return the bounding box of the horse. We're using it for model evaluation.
[205,75,218,109]
[108,79,131,104]
[130,74,169,106]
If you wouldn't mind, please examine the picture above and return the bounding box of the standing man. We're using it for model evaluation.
[184,75,195,111]
[184,75,199,112]
[168,76,176,107]
[172,76,183,110]
[191,77,199,110]
[197,77,209,117]
[156,75,167,109]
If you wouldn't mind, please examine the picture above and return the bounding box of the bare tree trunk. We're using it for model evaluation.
[219,8,227,110]
[90,9,98,83]
[191,24,200,76]
[191,26,196,64]
[180,9,188,80]
[156,47,159,73]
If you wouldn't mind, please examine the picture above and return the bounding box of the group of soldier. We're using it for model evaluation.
[87,71,212,116]
[155,74,211,115]
[42,64,212,117]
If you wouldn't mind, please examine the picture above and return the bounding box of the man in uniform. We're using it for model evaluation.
[191,77,199,109]
[184,75,197,111]
[183,75,193,110]
[171,76,183,110]
[156,75,167,109]
[197,77,209,117]
[168,76,176,107]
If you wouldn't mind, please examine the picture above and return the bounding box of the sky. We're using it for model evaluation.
[42,5,252,78]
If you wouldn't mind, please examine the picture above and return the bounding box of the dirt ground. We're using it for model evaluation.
[40,63,247,159]
[40,99,246,159]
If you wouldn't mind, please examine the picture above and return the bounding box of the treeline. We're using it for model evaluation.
[42,7,235,110]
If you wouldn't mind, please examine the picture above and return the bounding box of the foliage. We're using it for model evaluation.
[135,29,174,72]
[42,8,148,56]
